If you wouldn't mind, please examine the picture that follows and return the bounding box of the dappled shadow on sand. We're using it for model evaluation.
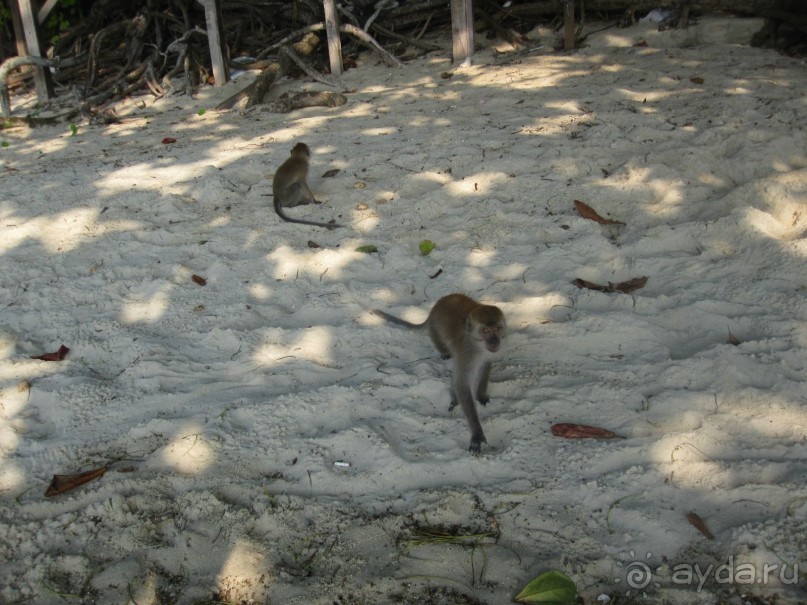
[0,20,806,603]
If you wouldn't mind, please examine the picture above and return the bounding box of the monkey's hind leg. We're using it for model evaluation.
[428,325,452,359]
[280,182,317,208]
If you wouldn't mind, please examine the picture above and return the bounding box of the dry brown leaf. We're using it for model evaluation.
[191,274,207,286]
[45,467,108,497]
[686,512,715,540]
[572,278,610,292]
[573,276,648,294]
[31,345,70,361]
[613,276,649,293]
[551,423,624,439]
[574,200,626,226]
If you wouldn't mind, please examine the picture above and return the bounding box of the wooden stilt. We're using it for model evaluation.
[201,0,229,86]
[450,0,474,65]
[564,0,575,50]
[12,0,54,103]
[323,0,343,76]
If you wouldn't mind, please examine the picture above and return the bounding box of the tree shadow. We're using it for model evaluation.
[0,19,805,603]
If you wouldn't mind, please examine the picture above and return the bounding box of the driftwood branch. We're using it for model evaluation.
[257,22,402,68]
[261,90,347,113]
[340,23,404,67]
[370,23,442,52]
[3,0,791,117]
[1,55,58,117]
[281,46,342,88]
[216,32,327,112]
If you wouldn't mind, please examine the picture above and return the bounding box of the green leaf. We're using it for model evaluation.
[355,245,378,254]
[515,570,577,604]
[69,123,78,136]
[1,141,9,148]
[198,108,206,116]
[419,239,436,256]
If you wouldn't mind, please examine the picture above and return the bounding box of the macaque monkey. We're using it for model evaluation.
[373,293,506,455]
[272,143,341,229]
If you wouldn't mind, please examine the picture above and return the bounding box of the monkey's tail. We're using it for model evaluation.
[274,198,341,230]
[371,309,426,329]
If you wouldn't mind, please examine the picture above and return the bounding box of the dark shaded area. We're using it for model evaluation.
[1,0,802,117]
[752,0,807,55]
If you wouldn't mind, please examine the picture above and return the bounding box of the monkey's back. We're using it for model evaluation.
[272,149,312,208]
[428,294,478,351]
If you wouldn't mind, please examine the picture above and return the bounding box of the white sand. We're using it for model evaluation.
[1,16,805,604]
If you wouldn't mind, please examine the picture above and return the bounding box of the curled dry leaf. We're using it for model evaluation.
[45,467,108,497]
[574,200,626,226]
[572,278,609,292]
[321,169,340,178]
[686,512,715,540]
[161,137,177,144]
[615,276,648,293]
[31,344,70,361]
[690,76,705,85]
[573,276,648,294]
[307,240,321,248]
[191,274,207,286]
[551,423,624,439]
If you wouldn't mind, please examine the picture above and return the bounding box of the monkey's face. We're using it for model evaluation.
[480,324,504,353]
[467,307,506,354]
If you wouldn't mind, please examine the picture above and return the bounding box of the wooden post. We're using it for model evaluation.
[450,0,474,65]
[13,0,54,102]
[9,1,28,59]
[563,0,575,50]
[37,0,60,23]
[201,0,229,86]
[323,0,343,76]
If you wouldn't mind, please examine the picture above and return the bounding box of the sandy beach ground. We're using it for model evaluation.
[0,15,805,605]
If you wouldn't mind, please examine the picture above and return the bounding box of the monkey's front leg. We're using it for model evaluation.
[302,182,323,205]
[475,361,492,406]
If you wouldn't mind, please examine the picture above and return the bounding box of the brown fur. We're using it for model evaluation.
[373,293,506,454]
[272,143,341,229]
